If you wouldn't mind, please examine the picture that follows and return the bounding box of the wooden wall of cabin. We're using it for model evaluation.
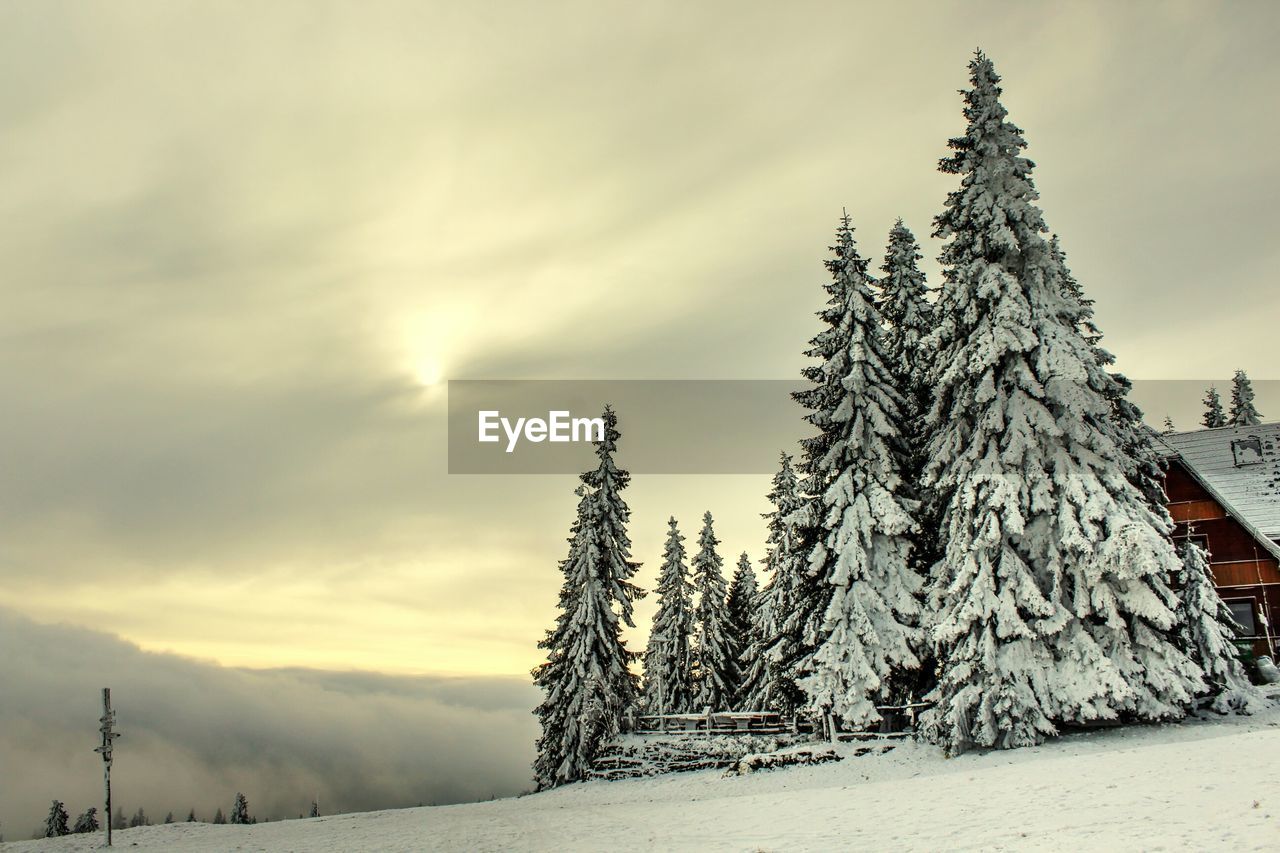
[1164,460,1280,658]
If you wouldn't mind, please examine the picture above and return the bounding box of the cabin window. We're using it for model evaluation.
[1225,599,1257,636]
[1230,437,1263,467]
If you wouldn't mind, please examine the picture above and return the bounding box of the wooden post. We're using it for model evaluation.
[94,688,120,847]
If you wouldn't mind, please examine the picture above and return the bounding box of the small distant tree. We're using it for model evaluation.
[309,801,320,818]
[164,811,174,824]
[1229,370,1262,426]
[1162,415,1175,434]
[186,808,196,822]
[1178,537,1266,714]
[113,805,126,830]
[43,800,70,837]
[642,518,696,715]
[72,807,99,834]
[212,808,226,825]
[725,552,759,708]
[1202,386,1226,428]
[230,793,251,825]
[130,807,147,828]
[690,511,736,711]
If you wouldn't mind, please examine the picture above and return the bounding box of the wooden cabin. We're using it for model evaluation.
[1158,422,1280,660]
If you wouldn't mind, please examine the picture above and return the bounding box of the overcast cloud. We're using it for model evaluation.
[2,0,1279,834]
[0,607,538,838]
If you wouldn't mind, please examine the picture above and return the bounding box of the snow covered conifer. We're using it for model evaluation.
[740,452,811,714]
[310,801,320,818]
[532,407,643,789]
[877,220,945,706]
[793,214,923,730]
[1177,537,1266,714]
[921,52,1202,753]
[1202,386,1226,428]
[690,512,735,711]
[72,807,98,834]
[230,794,250,825]
[725,552,759,708]
[1229,370,1262,426]
[1162,416,1175,434]
[642,517,695,715]
[44,801,69,837]
[212,808,225,825]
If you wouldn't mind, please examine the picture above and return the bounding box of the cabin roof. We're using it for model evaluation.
[1155,421,1280,545]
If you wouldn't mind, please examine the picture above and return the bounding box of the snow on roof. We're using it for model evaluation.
[1155,421,1280,543]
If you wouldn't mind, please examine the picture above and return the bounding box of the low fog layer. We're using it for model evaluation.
[0,607,538,838]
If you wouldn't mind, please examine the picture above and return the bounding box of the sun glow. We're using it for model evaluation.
[415,355,444,387]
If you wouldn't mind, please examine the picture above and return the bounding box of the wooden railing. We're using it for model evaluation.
[630,702,934,737]
[632,710,802,735]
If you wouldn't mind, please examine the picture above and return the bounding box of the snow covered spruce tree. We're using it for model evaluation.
[793,214,924,731]
[726,552,760,708]
[230,793,250,825]
[1229,370,1262,426]
[44,801,70,838]
[690,511,736,711]
[1202,386,1227,429]
[533,407,644,789]
[642,517,695,715]
[877,219,939,702]
[1177,537,1266,713]
[72,807,98,834]
[740,452,811,714]
[920,52,1203,753]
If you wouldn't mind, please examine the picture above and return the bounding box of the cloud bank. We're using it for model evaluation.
[0,608,538,838]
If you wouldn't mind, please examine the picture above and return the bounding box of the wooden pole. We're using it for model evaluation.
[94,688,119,847]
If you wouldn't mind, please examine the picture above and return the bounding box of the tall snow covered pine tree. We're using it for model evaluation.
[921,52,1203,753]
[533,407,644,788]
[794,214,924,731]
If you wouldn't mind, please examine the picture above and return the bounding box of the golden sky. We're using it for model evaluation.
[3,0,1279,679]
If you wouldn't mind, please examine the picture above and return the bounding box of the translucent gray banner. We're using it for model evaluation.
[446,379,1278,474]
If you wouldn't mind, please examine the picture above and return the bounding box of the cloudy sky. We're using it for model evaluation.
[2,0,1279,833]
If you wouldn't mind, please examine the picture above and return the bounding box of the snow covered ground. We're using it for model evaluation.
[10,709,1280,852]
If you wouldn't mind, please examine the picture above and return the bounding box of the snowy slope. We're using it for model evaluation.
[10,710,1280,852]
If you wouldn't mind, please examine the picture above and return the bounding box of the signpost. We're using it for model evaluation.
[93,688,120,847]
